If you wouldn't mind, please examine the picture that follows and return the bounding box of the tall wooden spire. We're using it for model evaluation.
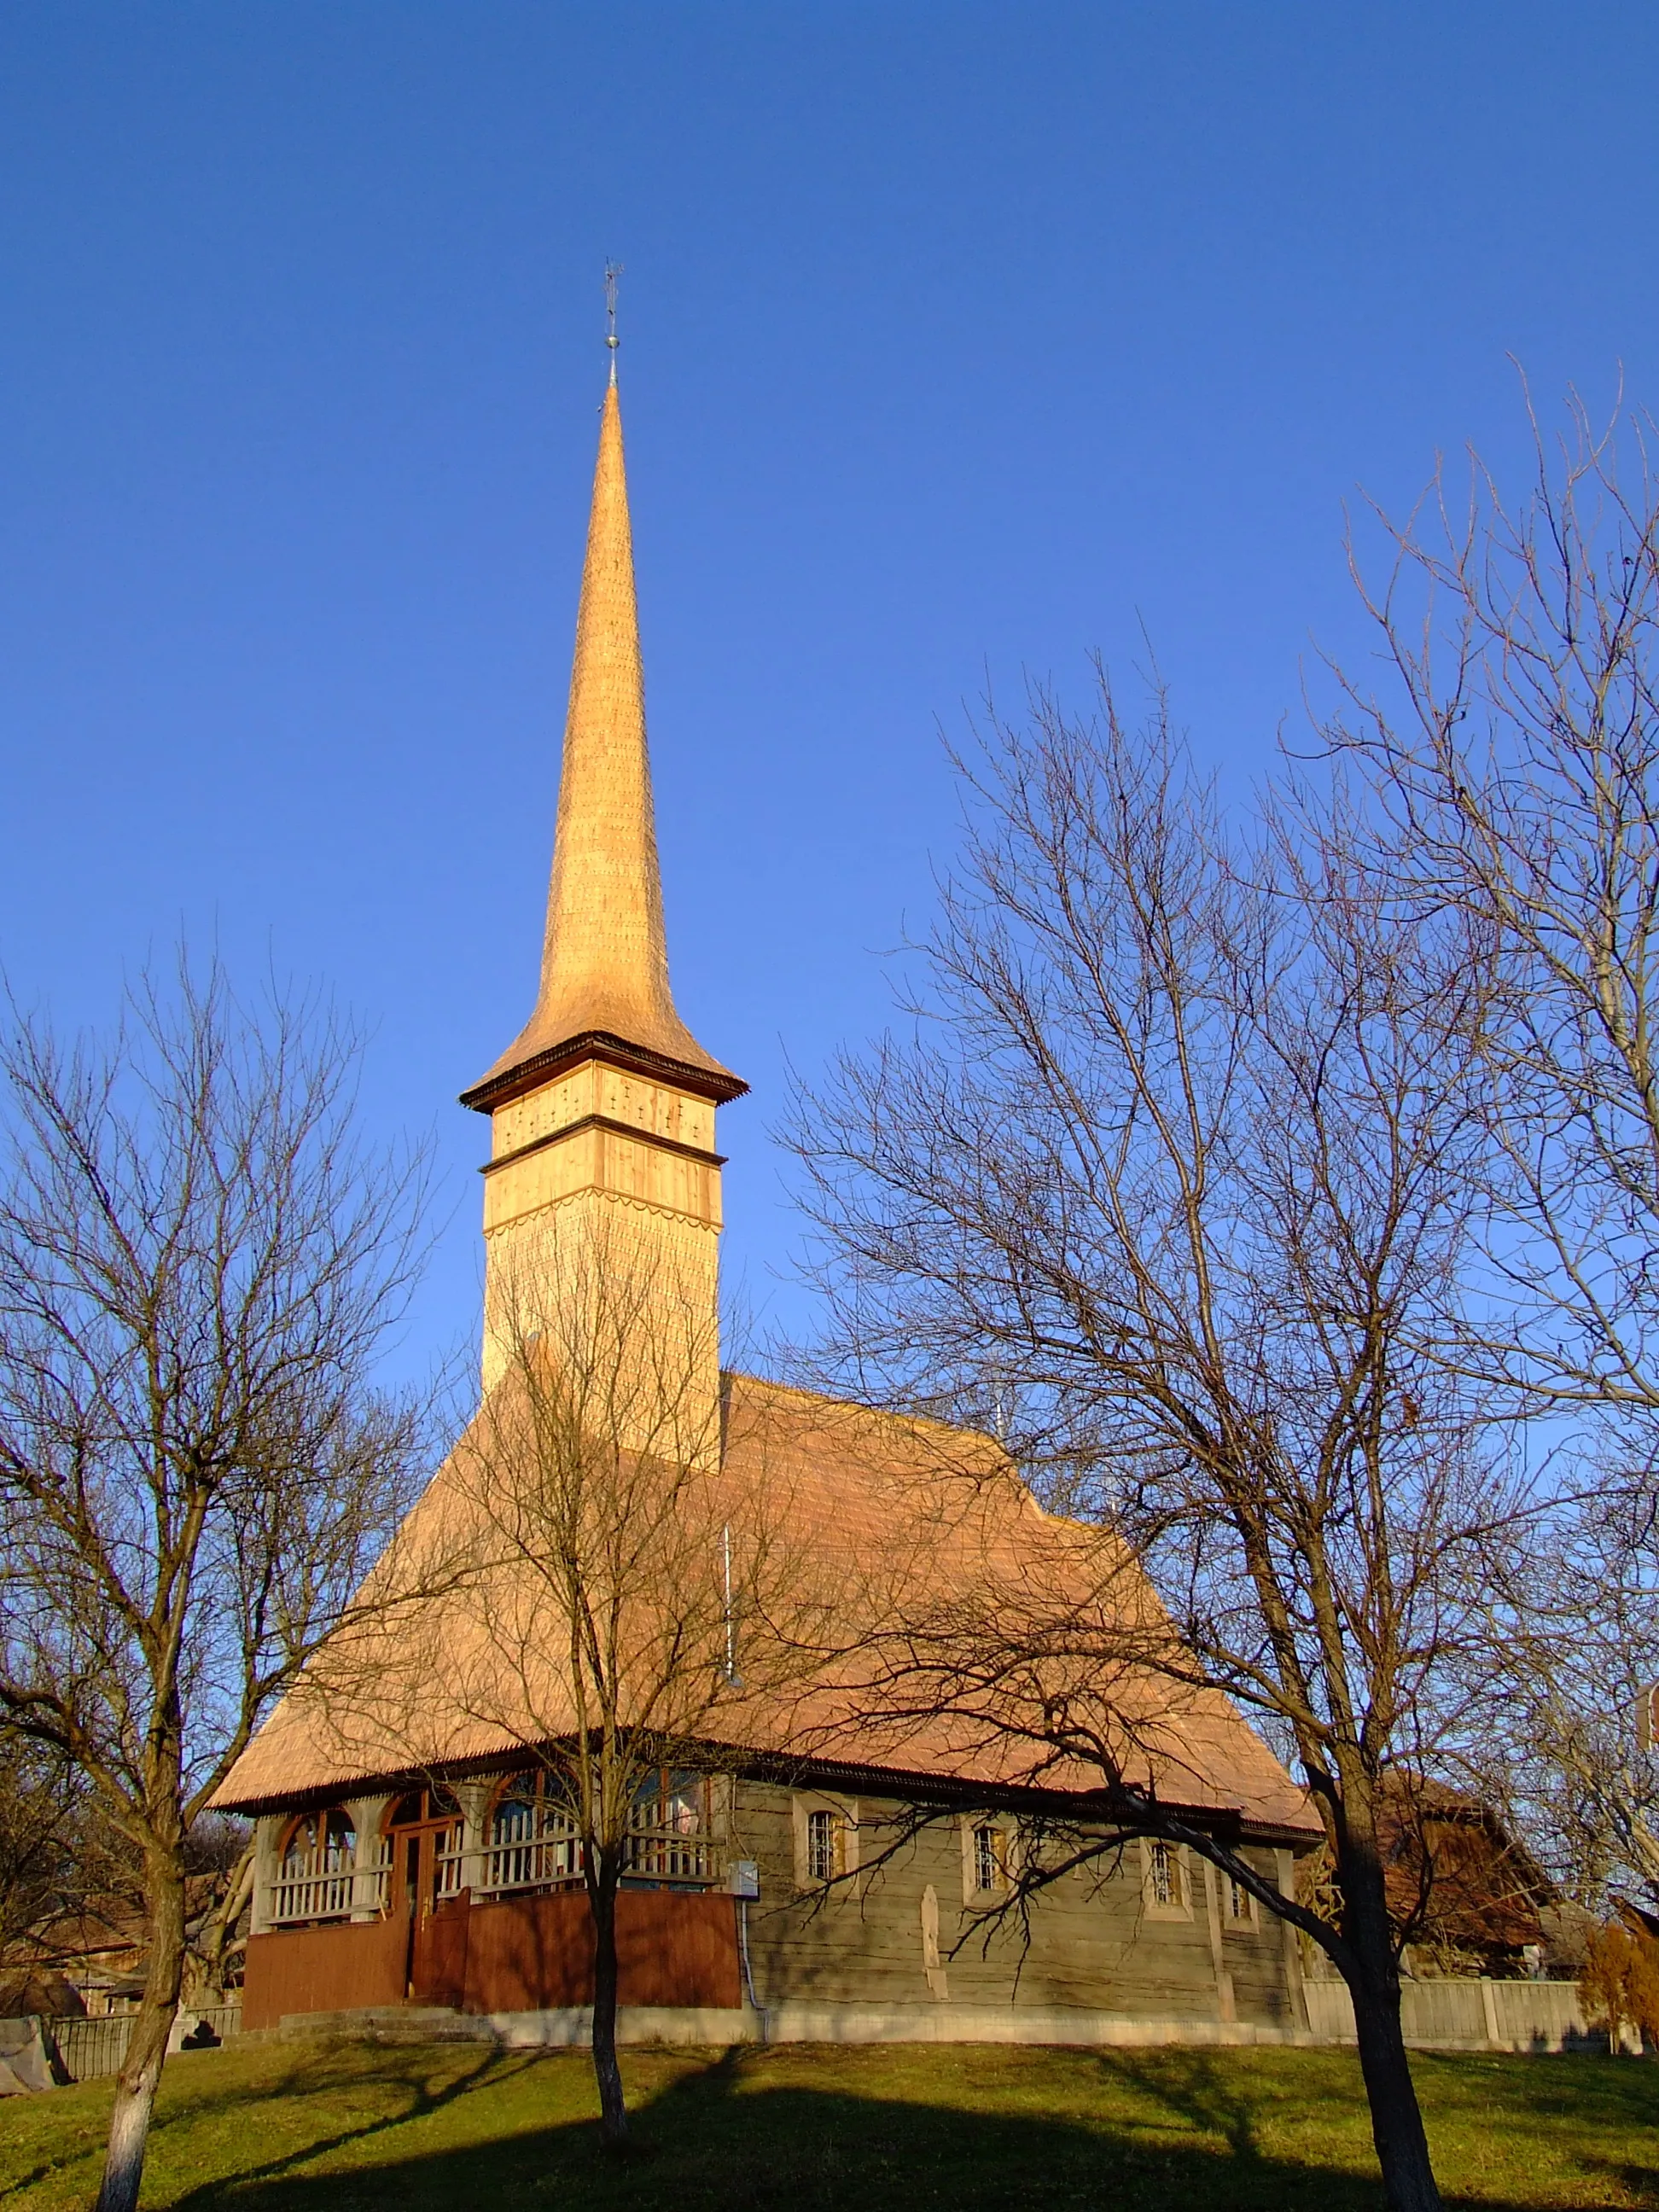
[465,358,741,1401]
[463,381,742,1112]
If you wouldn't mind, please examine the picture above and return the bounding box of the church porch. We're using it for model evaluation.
[241,1770,742,2031]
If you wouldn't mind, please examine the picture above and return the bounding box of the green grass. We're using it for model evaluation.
[1,2038,1655,2210]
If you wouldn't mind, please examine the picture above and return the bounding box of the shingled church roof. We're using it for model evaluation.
[213,1373,1314,1839]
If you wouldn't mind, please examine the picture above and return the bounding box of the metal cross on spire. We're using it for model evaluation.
[604,261,623,386]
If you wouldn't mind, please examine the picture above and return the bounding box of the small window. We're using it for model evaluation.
[1226,1873,1257,1925]
[1141,1836,1190,1919]
[793,1795,857,1889]
[1150,1840,1176,1906]
[806,1807,840,1883]
[972,1825,1008,1896]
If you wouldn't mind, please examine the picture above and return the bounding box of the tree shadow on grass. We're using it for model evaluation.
[156,2043,546,2198]
[166,2048,1657,2212]
[1086,2047,1270,2163]
[1407,2046,1659,2132]
[1402,2050,1659,2211]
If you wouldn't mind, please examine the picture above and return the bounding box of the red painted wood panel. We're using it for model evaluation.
[463,1889,742,2012]
[463,1888,591,2011]
[242,1914,410,2030]
[617,1890,741,2010]
[242,1890,741,2027]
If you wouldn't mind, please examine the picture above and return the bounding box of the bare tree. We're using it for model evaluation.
[1463,1476,1659,1917]
[0,1729,117,1966]
[182,1814,254,2009]
[1327,387,1659,1417]
[0,957,434,2212]
[1322,386,1659,1942]
[786,689,1530,2212]
[327,1225,830,2148]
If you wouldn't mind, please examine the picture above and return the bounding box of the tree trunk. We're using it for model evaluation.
[95,1855,186,2212]
[587,1856,628,2148]
[1348,1959,1441,2212]
[1336,1829,1441,2212]
[186,1841,253,2006]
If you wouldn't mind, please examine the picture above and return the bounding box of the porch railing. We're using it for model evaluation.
[477,1807,713,1895]
[435,1835,466,1899]
[625,1814,713,1884]
[480,1817,584,1895]
[270,1808,715,1917]
[268,1841,389,1925]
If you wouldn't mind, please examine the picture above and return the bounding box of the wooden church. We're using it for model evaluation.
[216,356,1319,2049]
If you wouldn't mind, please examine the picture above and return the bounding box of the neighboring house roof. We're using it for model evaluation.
[1378,1774,1553,1955]
[213,1373,1316,1841]
[0,1968,85,2018]
[1615,1895,1659,1943]
[4,1874,228,1984]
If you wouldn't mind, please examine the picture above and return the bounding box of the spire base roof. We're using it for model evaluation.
[460,1027,748,1116]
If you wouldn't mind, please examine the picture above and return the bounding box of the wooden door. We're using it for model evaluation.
[387,1825,438,1998]
[410,1889,471,2009]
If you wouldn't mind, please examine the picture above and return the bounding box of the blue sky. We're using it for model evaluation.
[3,4,1656,1374]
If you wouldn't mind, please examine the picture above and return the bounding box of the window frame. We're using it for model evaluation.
[1140,1836,1193,1921]
[806,1807,839,1883]
[381,1784,462,1835]
[792,1792,859,1891]
[1225,1871,1259,1928]
[960,1815,1015,1903]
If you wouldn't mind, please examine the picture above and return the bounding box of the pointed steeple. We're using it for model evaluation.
[463,381,742,1112]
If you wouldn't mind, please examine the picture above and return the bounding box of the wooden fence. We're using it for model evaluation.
[26,1976,1614,2068]
[457,1889,741,2014]
[1301,1977,1598,2051]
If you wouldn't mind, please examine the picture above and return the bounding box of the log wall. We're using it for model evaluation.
[733,1783,1297,2028]
[243,1776,1302,2032]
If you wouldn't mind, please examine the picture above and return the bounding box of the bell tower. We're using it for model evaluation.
[461,349,744,1406]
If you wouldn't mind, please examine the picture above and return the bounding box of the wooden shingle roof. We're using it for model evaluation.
[214,1374,1315,1841]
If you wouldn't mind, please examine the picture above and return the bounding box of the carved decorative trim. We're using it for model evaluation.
[481,1112,728,1179]
[482,1190,721,1232]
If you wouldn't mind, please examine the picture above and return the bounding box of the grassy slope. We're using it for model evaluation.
[1,2040,1655,2211]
